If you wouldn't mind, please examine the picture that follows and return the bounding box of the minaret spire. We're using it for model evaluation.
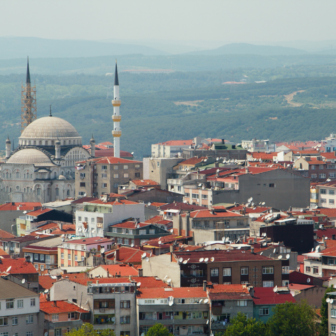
[26,57,31,84]
[112,60,121,158]
[21,57,37,133]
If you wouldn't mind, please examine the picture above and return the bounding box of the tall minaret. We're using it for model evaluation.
[112,61,121,158]
[21,57,37,133]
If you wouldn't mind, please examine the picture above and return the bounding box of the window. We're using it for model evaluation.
[311,174,317,178]
[282,280,289,286]
[124,165,128,170]
[55,329,62,336]
[269,183,275,188]
[263,281,274,287]
[330,189,335,195]
[320,189,327,194]
[331,308,336,317]
[102,183,107,188]
[120,332,130,336]
[305,266,311,272]
[102,165,107,170]
[75,255,78,261]
[139,229,146,235]
[114,165,119,170]
[149,229,155,234]
[52,314,59,322]
[135,173,140,178]
[61,253,64,259]
[120,316,130,324]
[68,254,71,260]
[241,267,248,275]
[223,268,231,276]
[311,165,316,170]
[330,199,335,204]
[330,173,335,178]
[259,308,269,316]
[55,188,59,196]
[211,268,219,276]
[80,182,85,187]
[26,315,33,324]
[113,174,119,178]
[17,300,23,308]
[282,266,290,274]
[320,174,326,178]
[120,300,130,308]
[135,164,140,168]
[78,216,82,221]
[6,299,14,309]
[12,316,18,325]
[313,267,319,274]
[0,317,8,326]
[190,270,203,277]
[262,266,274,274]
[321,198,327,203]
[30,298,36,306]
[102,174,107,178]
[26,332,33,336]
[237,300,247,306]
[202,194,208,199]
[34,253,39,261]
[124,173,129,178]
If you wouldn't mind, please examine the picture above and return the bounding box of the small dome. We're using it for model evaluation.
[20,116,80,139]
[58,175,66,180]
[7,149,52,164]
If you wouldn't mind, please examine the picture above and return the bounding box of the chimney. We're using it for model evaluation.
[222,139,225,144]
[129,275,132,281]
[25,255,31,263]
[251,247,254,254]
[107,269,110,278]
[203,280,207,291]
[138,268,143,277]
[170,245,174,253]
[322,236,325,244]
[114,249,119,262]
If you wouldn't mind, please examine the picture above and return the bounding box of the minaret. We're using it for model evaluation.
[90,134,96,157]
[5,136,11,159]
[55,139,61,160]
[21,57,37,133]
[112,61,121,158]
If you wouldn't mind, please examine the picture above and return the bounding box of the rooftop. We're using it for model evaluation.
[26,208,52,217]
[131,179,159,187]
[94,264,139,277]
[137,286,207,299]
[0,202,42,212]
[40,301,89,314]
[0,258,38,274]
[0,278,38,299]
[209,284,250,300]
[63,237,112,245]
[253,287,296,305]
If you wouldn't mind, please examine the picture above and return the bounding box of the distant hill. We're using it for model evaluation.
[0,37,168,60]
[186,43,308,56]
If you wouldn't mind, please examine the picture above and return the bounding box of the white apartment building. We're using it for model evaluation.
[317,181,336,208]
[0,278,43,336]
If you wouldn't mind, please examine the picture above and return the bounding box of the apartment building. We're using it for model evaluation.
[40,301,90,336]
[57,237,113,268]
[105,220,170,246]
[184,167,310,210]
[151,139,194,158]
[142,249,284,288]
[0,277,43,335]
[50,278,137,335]
[173,208,249,244]
[316,181,336,208]
[75,196,145,237]
[22,237,62,273]
[137,286,209,336]
[75,157,143,198]
[209,284,253,333]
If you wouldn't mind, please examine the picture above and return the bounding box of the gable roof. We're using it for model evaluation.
[0,229,15,239]
[131,179,159,187]
[0,277,38,299]
[95,264,139,276]
[0,258,38,274]
[26,208,52,217]
[137,286,207,299]
[40,301,89,314]
[253,287,296,305]
[209,284,251,300]
[0,202,42,212]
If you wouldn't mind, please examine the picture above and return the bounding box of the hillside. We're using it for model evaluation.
[186,43,308,56]
[2,75,336,159]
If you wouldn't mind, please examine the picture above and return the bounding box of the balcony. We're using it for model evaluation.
[211,321,229,330]
[139,318,207,326]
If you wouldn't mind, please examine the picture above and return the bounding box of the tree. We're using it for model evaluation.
[146,324,172,336]
[267,301,318,336]
[221,312,267,336]
[65,323,116,336]
[320,285,334,336]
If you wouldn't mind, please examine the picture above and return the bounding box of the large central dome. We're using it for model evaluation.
[21,116,79,139]
[19,116,82,147]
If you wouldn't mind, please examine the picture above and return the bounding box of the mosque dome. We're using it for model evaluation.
[7,149,52,165]
[58,175,66,180]
[19,116,82,147]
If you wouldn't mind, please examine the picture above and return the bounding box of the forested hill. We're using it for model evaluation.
[2,74,336,159]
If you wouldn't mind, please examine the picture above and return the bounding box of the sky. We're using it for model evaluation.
[1,0,335,45]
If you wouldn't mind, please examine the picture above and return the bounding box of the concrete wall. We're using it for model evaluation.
[292,286,326,308]
[142,254,181,287]
[214,169,310,210]
[0,210,24,234]
[127,189,183,204]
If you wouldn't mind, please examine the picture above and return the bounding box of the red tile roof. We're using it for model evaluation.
[97,264,139,276]
[248,152,277,160]
[316,229,336,239]
[0,249,9,257]
[88,199,139,206]
[137,286,207,299]
[0,202,42,211]
[157,140,193,146]
[39,275,57,290]
[0,229,15,239]
[131,179,159,187]
[288,283,315,291]
[26,208,52,217]
[179,157,207,166]
[144,215,172,226]
[113,246,150,264]
[64,237,112,245]
[0,258,38,274]
[253,287,296,305]
[188,209,243,219]
[40,293,48,302]
[40,301,89,314]
[227,205,272,214]
[149,203,168,207]
[111,221,148,229]
[209,284,250,300]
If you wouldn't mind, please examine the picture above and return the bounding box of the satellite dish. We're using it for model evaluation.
[145,257,150,262]
[6,266,11,273]
[22,279,26,284]
[170,229,174,233]
[262,233,266,237]
[204,298,209,303]
[206,320,209,324]
[179,258,183,263]
[131,244,134,247]
[142,253,147,259]
[286,254,290,260]
[199,258,204,262]
[199,299,203,303]
[167,279,171,283]
[278,255,282,259]
[260,252,263,255]
[210,257,215,262]
[273,249,276,254]
[327,298,330,303]
[44,289,49,293]
[307,278,311,283]
[168,301,173,306]
[204,258,209,263]
[183,260,188,264]
[331,299,334,304]
[100,247,105,254]
[137,282,141,287]
[262,202,266,205]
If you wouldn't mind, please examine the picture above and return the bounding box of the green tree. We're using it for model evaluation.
[65,323,115,336]
[146,324,172,336]
[320,285,334,336]
[267,301,318,336]
[221,312,267,336]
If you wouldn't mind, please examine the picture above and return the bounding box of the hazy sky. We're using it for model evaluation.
[1,0,335,43]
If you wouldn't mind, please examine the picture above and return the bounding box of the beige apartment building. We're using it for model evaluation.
[75,157,143,198]
[316,181,336,208]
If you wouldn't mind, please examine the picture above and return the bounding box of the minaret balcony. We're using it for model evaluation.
[112,130,122,137]
[112,99,121,106]
[112,115,122,122]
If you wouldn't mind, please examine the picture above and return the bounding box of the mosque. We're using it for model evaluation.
[0,60,95,203]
